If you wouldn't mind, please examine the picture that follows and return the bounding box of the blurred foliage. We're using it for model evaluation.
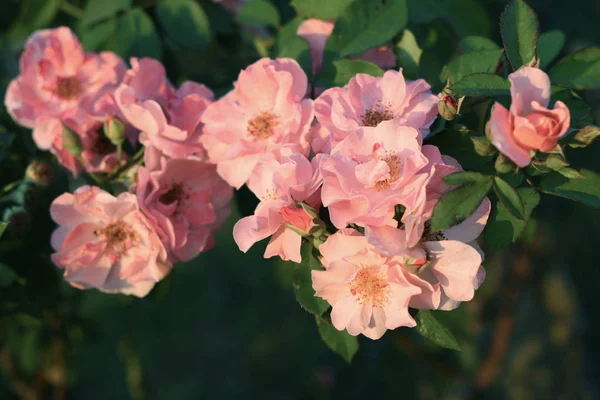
[0,0,599,399]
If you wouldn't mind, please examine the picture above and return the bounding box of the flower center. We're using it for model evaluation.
[373,152,402,191]
[362,105,394,127]
[55,76,81,99]
[349,265,389,307]
[248,111,278,140]
[94,221,138,255]
[159,183,186,204]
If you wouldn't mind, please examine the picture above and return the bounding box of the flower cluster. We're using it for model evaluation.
[218,53,490,339]
[5,23,573,337]
[5,27,233,297]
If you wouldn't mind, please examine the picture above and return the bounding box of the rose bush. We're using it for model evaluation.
[1,0,600,396]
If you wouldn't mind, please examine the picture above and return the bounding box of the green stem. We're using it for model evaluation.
[59,1,84,19]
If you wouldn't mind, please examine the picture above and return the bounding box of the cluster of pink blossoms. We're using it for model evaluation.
[5,27,233,297]
[208,40,488,338]
[5,25,569,334]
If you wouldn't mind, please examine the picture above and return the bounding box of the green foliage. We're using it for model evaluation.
[107,8,162,59]
[292,244,330,317]
[156,0,211,52]
[440,50,503,84]
[450,73,511,97]
[538,30,565,69]
[415,310,461,351]
[443,0,492,38]
[0,263,23,287]
[540,169,600,208]
[6,0,60,41]
[548,47,600,90]
[316,59,384,88]
[237,0,280,28]
[430,175,493,232]
[315,316,359,363]
[291,0,356,20]
[443,171,492,186]
[459,36,500,53]
[323,0,407,61]
[493,176,525,219]
[484,188,540,251]
[395,29,422,80]
[500,0,539,69]
[81,0,131,27]
[81,19,117,51]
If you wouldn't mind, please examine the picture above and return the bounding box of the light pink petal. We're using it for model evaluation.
[509,66,551,115]
[443,197,491,242]
[423,240,482,302]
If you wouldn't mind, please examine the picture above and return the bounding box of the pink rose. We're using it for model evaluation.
[233,151,323,263]
[201,58,314,189]
[50,186,170,297]
[313,69,438,153]
[115,59,213,158]
[296,19,396,75]
[33,118,124,177]
[489,67,570,167]
[364,149,490,310]
[5,27,125,132]
[365,198,489,311]
[311,228,421,339]
[320,120,429,229]
[136,157,233,263]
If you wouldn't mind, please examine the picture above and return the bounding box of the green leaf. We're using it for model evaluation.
[236,0,280,28]
[315,317,359,362]
[538,30,565,69]
[0,222,7,239]
[430,177,493,232]
[0,263,23,287]
[408,0,443,24]
[548,47,600,90]
[540,169,600,207]
[82,0,131,27]
[441,50,503,84]
[7,0,61,41]
[450,73,511,97]
[493,176,525,219]
[443,171,493,186]
[443,0,491,38]
[292,244,330,316]
[81,19,117,51]
[276,18,312,79]
[315,59,384,88]
[459,36,500,53]
[500,0,539,69]
[416,310,461,351]
[156,0,211,52]
[551,85,591,122]
[395,29,422,80]
[324,0,407,61]
[484,188,539,250]
[291,0,355,20]
[106,8,162,60]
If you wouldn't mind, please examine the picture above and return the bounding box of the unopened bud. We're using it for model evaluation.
[495,153,518,174]
[471,136,496,157]
[62,124,83,157]
[103,116,126,146]
[570,125,600,148]
[438,94,459,121]
[25,160,54,187]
